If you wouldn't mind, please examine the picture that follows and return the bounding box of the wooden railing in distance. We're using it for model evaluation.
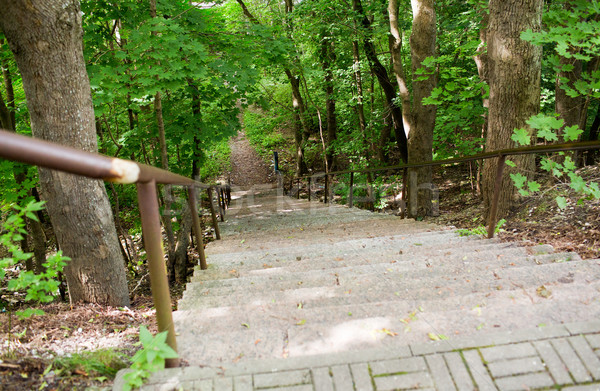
[294,140,600,239]
[0,129,230,367]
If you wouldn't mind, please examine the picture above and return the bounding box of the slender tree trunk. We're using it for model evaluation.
[482,0,542,221]
[353,0,408,163]
[320,38,337,171]
[0,0,130,306]
[352,41,368,142]
[473,7,489,196]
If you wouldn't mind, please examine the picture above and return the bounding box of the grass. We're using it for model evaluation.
[51,348,129,382]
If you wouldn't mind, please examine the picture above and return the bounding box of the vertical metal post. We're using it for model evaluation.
[487,154,506,239]
[308,177,311,202]
[349,171,354,208]
[217,187,225,222]
[297,178,300,199]
[273,151,279,172]
[136,181,179,368]
[187,187,207,270]
[207,187,221,240]
[324,174,329,204]
[220,188,227,211]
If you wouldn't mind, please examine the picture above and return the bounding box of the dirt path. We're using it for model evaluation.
[228,132,274,187]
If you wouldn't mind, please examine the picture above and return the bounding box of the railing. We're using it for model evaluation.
[0,129,230,368]
[294,140,600,239]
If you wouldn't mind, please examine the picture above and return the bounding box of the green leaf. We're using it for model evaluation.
[537,127,558,142]
[505,159,516,168]
[563,125,583,141]
[511,128,531,146]
[527,181,541,193]
[556,196,567,209]
[510,173,528,189]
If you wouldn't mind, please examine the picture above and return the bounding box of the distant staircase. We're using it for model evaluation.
[173,186,600,367]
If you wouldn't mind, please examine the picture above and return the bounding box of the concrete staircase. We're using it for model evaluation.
[172,186,600,369]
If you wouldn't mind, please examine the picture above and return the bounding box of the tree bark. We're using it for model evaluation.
[388,0,436,216]
[482,0,542,221]
[353,0,408,163]
[320,38,337,171]
[0,0,130,306]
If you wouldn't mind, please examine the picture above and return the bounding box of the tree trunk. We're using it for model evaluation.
[482,0,542,221]
[352,41,368,142]
[320,38,337,171]
[353,0,408,163]
[0,0,130,306]
[388,0,436,216]
[473,6,489,196]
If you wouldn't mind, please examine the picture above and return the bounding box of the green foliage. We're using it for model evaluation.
[510,112,600,207]
[52,349,128,382]
[521,0,600,101]
[122,326,178,391]
[1,201,69,319]
[457,219,506,237]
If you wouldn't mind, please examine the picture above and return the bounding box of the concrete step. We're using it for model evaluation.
[189,241,557,286]
[184,250,578,297]
[179,258,598,310]
[174,281,600,365]
[203,230,500,263]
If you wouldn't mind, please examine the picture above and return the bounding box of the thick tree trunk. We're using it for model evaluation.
[482,0,542,221]
[0,0,130,306]
[406,0,437,217]
[353,0,408,163]
[388,0,436,216]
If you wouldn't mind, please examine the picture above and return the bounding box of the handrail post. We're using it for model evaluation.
[136,180,179,368]
[220,188,227,210]
[308,177,311,201]
[187,186,207,270]
[324,174,329,204]
[207,187,221,240]
[349,172,354,208]
[487,154,506,239]
[217,187,225,222]
[297,178,300,199]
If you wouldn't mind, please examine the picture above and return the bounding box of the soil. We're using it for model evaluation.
[428,164,600,260]
[228,132,274,187]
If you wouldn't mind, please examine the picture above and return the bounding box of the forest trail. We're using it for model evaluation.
[228,131,274,188]
[118,188,600,390]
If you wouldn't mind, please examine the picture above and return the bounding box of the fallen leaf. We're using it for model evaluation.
[536,285,552,298]
[377,328,398,337]
[255,339,261,345]
[428,333,448,341]
[241,323,250,328]
[296,319,306,326]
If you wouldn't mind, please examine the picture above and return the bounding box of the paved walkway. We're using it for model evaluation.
[114,186,600,390]
[115,320,600,390]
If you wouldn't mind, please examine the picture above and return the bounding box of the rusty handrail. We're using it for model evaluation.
[295,139,600,239]
[0,129,226,367]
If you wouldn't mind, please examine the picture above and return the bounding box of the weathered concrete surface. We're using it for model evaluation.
[114,186,600,390]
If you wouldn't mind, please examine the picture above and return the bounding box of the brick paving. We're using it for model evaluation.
[114,320,600,390]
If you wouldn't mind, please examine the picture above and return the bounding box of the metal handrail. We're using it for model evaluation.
[0,129,229,368]
[295,140,600,239]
